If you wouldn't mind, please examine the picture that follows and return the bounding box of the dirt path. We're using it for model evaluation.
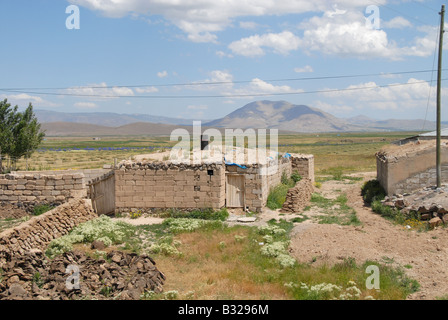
[289,172,448,300]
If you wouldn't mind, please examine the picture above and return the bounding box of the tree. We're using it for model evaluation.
[0,100,45,172]
[0,99,18,172]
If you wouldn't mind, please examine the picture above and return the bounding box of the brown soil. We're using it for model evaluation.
[289,172,448,300]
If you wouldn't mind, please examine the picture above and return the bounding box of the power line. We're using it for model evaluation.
[1,78,446,99]
[0,68,446,92]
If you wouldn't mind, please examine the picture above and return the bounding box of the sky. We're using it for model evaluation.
[0,0,447,123]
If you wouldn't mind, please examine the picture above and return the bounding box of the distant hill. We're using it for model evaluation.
[35,110,207,127]
[205,101,359,132]
[37,100,445,136]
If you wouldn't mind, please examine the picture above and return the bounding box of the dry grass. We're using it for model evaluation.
[155,228,289,300]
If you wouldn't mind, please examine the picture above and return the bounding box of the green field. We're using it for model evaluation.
[11,131,417,173]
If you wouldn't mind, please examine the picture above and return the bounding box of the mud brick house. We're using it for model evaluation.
[112,152,314,214]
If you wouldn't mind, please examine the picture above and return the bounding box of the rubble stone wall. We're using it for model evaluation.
[0,198,97,258]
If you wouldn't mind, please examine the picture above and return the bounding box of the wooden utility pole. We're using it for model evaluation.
[436,4,445,188]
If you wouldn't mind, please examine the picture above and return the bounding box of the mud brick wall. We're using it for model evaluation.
[0,173,86,204]
[377,141,448,195]
[290,154,315,183]
[0,198,97,259]
[115,161,226,211]
[13,169,110,185]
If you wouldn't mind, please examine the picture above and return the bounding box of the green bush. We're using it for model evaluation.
[161,208,229,221]
[361,180,386,204]
[33,204,53,216]
[291,170,302,183]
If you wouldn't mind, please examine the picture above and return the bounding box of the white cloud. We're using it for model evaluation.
[135,86,159,93]
[70,0,385,43]
[157,70,168,78]
[382,16,412,29]
[231,78,303,97]
[0,93,59,108]
[65,83,134,99]
[297,9,435,60]
[320,78,448,115]
[228,31,300,57]
[294,65,313,73]
[74,102,98,109]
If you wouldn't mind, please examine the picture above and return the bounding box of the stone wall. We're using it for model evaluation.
[376,140,448,195]
[281,178,314,213]
[225,157,295,212]
[0,198,97,259]
[115,161,226,211]
[0,173,86,205]
[12,169,110,185]
[290,154,315,183]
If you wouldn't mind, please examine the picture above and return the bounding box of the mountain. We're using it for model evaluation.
[35,110,206,127]
[41,122,193,136]
[205,100,363,133]
[37,100,445,136]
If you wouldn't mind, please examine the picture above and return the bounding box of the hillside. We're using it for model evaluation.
[37,100,443,135]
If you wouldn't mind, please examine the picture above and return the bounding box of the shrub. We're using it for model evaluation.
[291,170,302,184]
[46,215,135,258]
[361,180,386,204]
[33,204,53,216]
[161,208,229,221]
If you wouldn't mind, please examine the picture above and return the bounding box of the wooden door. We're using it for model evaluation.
[226,174,245,208]
[89,171,115,215]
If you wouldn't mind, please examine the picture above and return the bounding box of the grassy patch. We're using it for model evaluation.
[159,208,229,221]
[266,173,296,210]
[310,193,361,226]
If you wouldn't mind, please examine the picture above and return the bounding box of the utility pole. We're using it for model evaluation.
[436,4,445,188]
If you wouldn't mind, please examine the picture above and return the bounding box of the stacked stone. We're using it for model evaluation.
[115,160,226,211]
[280,178,314,213]
[0,198,97,259]
[0,250,165,300]
[0,173,86,204]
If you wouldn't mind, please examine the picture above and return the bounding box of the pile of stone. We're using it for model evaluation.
[280,178,314,213]
[0,202,30,219]
[0,199,98,258]
[0,250,165,300]
[381,186,448,228]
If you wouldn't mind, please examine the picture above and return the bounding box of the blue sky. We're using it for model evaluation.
[0,0,447,122]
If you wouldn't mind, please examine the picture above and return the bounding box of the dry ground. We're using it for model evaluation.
[115,172,448,299]
[288,172,448,300]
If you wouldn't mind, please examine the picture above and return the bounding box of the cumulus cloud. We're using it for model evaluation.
[297,10,436,60]
[228,31,300,57]
[69,0,384,43]
[320,78,448,115]
[382,16,412,29]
